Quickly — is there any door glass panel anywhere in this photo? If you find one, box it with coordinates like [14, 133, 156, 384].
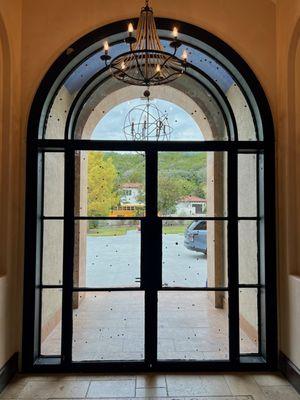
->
[238, 220, 258, 284]
[158, 291, 229, 360]
[239, 288, 259, 354]
[43, 152, 64, 216]
[158, 152, 227, 217]
[162, 220, 227, 288]
[75, 151, 145, 217]
[42, 220, 64, 285]
[73, 220, 141, 288]
[72, 291, 144, 361]
[238, 153, 257, 217]
[40, 289, 62, 356]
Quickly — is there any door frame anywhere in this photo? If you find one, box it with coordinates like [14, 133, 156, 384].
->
[22, 18, 277, 372]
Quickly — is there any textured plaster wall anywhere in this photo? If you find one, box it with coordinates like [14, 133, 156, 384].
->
[0, 0, 280, 369]
[0, 0, 22, 369]
[276, 0, 300, 369]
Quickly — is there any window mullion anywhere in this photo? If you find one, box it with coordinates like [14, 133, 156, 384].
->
[61, 148, 75, 365]
[227, 148, 239, 364]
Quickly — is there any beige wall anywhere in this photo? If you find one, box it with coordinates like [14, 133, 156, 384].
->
[20, 0, 277, 127]
[0, 0, 22, 369]
[276, 0, 300, 369]
[5, 0, 300, 371]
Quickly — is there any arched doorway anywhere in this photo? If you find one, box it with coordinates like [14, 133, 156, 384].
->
[23, 18, 276, 372]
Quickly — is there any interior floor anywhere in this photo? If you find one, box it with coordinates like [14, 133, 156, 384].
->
[0, 372, 298, 399]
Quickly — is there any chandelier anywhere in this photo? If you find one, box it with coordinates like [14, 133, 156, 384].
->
[123, 91, 173, 141]
[101, 0, 188, 86]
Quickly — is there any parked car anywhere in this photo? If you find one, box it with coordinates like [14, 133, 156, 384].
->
[184, 220, 207, 254]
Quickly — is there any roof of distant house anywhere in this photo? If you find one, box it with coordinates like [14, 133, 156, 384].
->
[179, 195, 207, 203]
[122, 183, 143, 189]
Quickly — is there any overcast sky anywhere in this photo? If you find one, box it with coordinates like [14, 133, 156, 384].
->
[92, 98, 204, 141]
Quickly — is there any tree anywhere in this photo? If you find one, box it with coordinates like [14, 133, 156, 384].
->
[88, 152, 119, 216]
[158, 175, 185, 215]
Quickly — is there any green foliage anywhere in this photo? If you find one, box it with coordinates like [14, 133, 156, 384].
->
[104, 152, 145, 184]
[87, 151, 207, 217]
[87, 152, 119, 216]
[158, 152, 207, 214]
[157, 176, 184, 215]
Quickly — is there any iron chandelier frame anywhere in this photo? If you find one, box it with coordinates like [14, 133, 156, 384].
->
[101, 0, 188, 86]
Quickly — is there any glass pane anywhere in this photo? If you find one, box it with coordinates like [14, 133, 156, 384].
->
[74, 220, 141, 288]
[162, 220, 227, 288]
[158, 152, 227, 217]
[75, 151, 145, 217]
[239, 220, 258, 284]
[162, 39, 257, 140]
[238, 154, 257, 217]
[44, 85, 76, 139]
[239, 288, 259, 354]
[72, 291, 144, 361]
[40, 289, 62, 355]
[88, 98, 205, 141]
[226, 84, 257, 140]
[43, 152, 64, 216]
[42, 220, 64, 285]
[43, 36, 260, 142]
[158, 291, 229, 360]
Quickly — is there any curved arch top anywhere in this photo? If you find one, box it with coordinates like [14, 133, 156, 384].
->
[27, 18, 274, 144]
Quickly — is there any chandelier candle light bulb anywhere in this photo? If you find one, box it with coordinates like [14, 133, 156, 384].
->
[182, 48, 188, 61]
[172, 26, 178, 39]
[128, 22, 134, 34]
[104, 41, 109, 54]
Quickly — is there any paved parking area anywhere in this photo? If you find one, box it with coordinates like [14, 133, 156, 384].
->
[86, 230, 207, 288]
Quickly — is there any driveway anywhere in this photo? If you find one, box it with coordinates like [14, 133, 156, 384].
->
[86, 230, 207, 288]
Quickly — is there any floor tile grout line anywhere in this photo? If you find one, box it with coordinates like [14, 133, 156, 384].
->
[165, 374, 169, 396]
[223, 374, 234, 396]
[252, 376, 269, 400]
[85, 379, 92, 398]
[260, 383, 294, 388]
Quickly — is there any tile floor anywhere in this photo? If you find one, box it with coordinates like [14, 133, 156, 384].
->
[0, 372, 299, 399]
[42, 291, 256, 361]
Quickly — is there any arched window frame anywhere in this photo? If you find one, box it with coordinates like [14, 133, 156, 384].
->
[23, 18, 277, 372]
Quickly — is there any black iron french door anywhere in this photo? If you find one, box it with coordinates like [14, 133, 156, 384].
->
[22, 138, 276, 372]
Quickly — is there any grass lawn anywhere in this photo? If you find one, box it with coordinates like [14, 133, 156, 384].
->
[88, 225, 137, 237]
[162, 225, 187, 235]
[88, 224, 187, 236]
